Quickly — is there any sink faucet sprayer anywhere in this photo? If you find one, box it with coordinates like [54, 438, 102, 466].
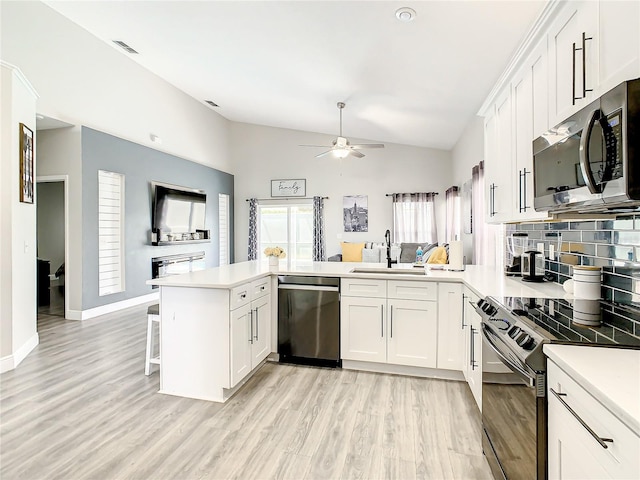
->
[385, 229, 397, 269]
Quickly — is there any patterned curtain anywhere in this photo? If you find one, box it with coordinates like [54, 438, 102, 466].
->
[247, 198, 258, 260]
[392, 192, 438, 244]
[312, 196, 326, 261]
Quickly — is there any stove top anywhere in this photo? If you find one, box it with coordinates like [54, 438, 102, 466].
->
[476, 296, 640, 373]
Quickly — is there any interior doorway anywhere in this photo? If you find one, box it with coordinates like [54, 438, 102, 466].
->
[36, 175, 69, 321]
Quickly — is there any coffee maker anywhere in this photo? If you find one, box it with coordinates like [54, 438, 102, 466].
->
[506, 233, 528, 276]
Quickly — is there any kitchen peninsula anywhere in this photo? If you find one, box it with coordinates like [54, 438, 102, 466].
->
[148, 261, 565, 403]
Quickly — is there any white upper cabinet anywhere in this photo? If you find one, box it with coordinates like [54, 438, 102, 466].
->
[512, 39, 551, 222]
[597, 0, 640, 94]
[548, 1, 599, 125]
[480, 0, 639, 224]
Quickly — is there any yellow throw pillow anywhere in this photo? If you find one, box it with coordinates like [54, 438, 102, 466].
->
[341, 242, 365, 262]
[426, 246, 448, 264]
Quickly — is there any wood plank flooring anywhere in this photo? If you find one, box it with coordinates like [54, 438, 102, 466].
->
[1, 304, 493, 480]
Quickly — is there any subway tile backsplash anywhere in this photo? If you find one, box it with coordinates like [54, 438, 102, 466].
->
[507, 215, 640, 309]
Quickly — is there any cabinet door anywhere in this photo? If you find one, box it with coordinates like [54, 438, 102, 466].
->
[484, 106, 500, 223]
[468, 307, 482, 411]
[549, 1, 598, 125]
[512, 40, 552, 222]
[341, 297, 386, 363]
[230, 304, 252, 387]
[251, 295, 271, 367]
[597, 0, 640, 94]
[387, 299, 437, 368]
[436, 283, 463, 371]
[486, 90, 515, 223]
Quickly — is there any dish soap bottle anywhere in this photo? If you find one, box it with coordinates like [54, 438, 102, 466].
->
[416, 245, 423, 264]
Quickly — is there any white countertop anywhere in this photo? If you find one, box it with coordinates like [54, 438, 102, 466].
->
[544, 344, 640, 434]
[147, 260, 567, 299]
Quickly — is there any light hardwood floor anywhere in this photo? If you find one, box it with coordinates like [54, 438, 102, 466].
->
[1, 304, 493, 480]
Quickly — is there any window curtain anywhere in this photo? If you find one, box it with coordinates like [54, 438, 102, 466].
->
[312, 196, 326, 261]
[247, 198, 258, 260]
[392, 193, 438, 244]
[445, 186, 460, 242]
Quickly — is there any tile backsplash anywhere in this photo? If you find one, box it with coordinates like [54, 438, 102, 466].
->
[506, 215, 640, 307]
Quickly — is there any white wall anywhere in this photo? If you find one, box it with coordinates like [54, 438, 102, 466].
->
[0, 1, 231, 174]
[0, 63, 39, 371]
[231, 122, 453, 261]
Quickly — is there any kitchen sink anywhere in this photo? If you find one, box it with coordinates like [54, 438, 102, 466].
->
[349, 267, 425, 275]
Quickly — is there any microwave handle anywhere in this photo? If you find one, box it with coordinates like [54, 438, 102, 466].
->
[579, 108, 603, 194]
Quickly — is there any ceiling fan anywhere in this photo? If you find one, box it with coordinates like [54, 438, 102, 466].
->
[300, 102, 385, 158]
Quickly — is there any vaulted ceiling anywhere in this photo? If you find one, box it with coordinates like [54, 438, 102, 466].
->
[44, 0, 545, 149]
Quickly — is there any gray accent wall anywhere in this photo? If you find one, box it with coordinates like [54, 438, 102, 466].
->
[81, 127, 234, 310]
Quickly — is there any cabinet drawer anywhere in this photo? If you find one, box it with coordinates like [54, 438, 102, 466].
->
[548, 361, 640, 479]
[230, 283, 251, 309]
[388, 280, 437, 301]
[251, 277, 270, 299]
[341, 278, 386, 297]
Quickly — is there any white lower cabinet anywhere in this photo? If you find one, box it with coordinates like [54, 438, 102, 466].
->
[436, 283, 463, 371]
[229, 279, 271, 388]
[462, 288, 482, 410]
[547, 360, 640, 479]
[341, 280, 437, 368]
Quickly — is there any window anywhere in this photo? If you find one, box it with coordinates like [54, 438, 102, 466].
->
[258, 203, 313, 261]
[218, 193, 230, 265]
[98, 170, 125, 296]
[392, 193, 438, 244]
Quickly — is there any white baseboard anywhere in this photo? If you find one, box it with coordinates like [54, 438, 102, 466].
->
[67, 292, 160, 320]
[0, 331, 39, 373]
[341, 360, 465, 382]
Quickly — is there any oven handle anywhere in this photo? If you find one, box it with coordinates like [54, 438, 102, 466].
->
[481, 324, 535, 387]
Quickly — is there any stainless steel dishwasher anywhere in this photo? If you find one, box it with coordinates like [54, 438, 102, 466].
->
[277, 276, 340, 368]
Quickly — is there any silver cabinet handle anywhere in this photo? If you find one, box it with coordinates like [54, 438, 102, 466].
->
[518, 169, 524, 213]
[470, 326, 478, 370]
[248, 309, 253, 344]
[461, 294, 468, 329]
[550, 388, 613, 449]
[390, 305, 393, 338]
[381, 305, 384, 337]
[254, 308, 258, 341]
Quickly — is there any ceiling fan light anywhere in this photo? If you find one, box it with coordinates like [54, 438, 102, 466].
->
[333, 148, 350, 159]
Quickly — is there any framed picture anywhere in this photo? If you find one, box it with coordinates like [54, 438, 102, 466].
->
[343, 195, 368, 232]
[271, 179, 306, 197]
[19, 123, 34, 204]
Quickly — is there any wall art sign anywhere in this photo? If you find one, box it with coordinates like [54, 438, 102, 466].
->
[271, 179, 306, 197]
[343, 195, 368, 232]
[19, 123, 34, 204]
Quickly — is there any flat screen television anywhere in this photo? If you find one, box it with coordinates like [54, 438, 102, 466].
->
[152, 182, 207, 238]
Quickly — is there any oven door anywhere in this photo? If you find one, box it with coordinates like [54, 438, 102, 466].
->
[481, 324, 546, 480]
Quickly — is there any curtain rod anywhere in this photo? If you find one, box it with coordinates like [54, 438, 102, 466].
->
[245, 196, 329, 202]
[385, 192, 439, 196]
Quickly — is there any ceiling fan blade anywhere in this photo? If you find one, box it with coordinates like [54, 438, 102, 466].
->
[349, 149, 365, 158]
[315, 150, 334, 158]
[350, 144, 385, 150]
[299, 144, 332, 148]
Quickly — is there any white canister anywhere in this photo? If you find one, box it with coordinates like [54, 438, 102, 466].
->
[572, 299, 602, 326]
[572, 266, 601, 299]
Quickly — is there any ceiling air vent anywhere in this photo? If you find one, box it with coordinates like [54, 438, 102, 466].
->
[112, 40, 139, 54]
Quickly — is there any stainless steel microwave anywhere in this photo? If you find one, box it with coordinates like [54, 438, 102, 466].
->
[533, 78, 640, 213]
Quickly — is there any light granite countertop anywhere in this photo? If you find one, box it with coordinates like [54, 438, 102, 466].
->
[147, 260, 567, 299]
[544, 344, 640, 434]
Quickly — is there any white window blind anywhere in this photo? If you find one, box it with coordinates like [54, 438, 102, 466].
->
[98, 170, 125, 296]
[218, 193, 230, 265]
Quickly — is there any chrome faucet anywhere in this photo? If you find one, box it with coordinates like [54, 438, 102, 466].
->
[385, 229, 397, 269]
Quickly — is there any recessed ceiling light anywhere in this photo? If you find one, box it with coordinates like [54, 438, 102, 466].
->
[395, 7, 416, 23]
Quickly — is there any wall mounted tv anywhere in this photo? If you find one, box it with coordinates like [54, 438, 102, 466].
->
[151, 182, 210, 245]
